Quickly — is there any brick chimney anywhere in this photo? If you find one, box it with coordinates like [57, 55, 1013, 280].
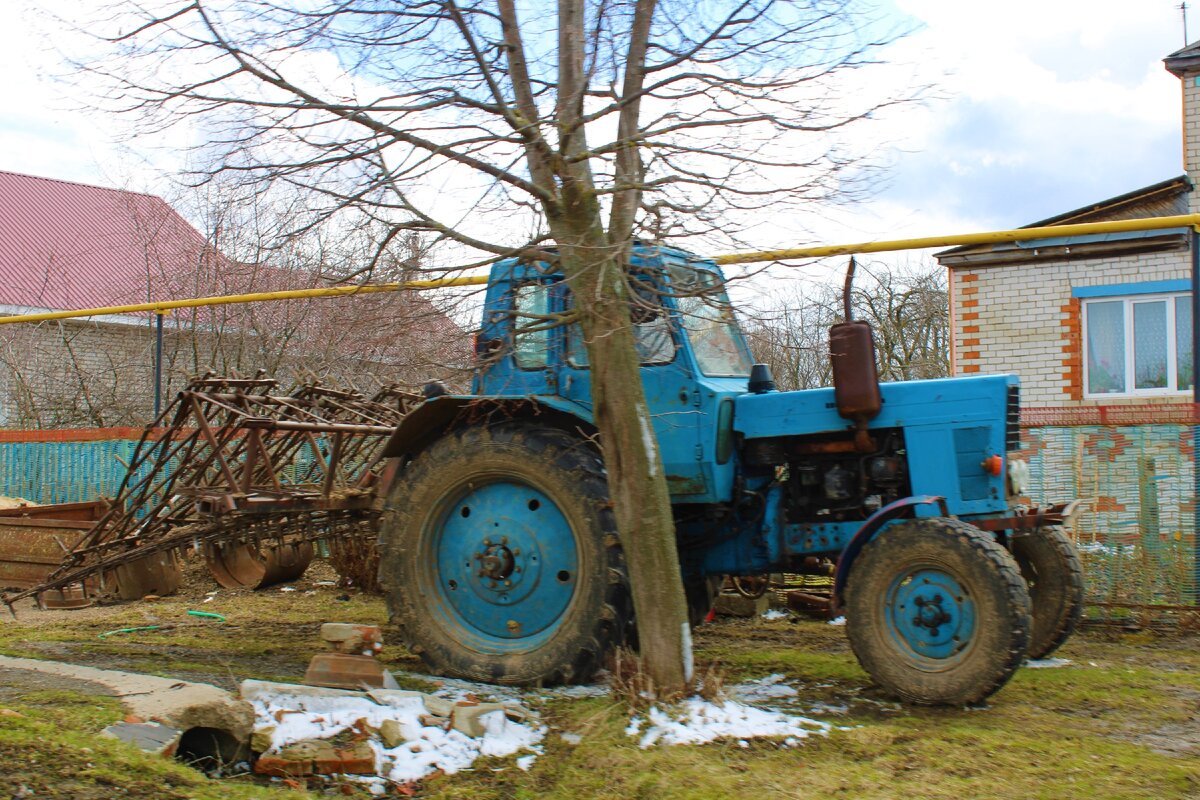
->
[1165, 42, 1200, 213]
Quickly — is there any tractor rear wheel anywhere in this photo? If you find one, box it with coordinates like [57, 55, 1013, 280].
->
[845, 517, 1032, 705]
[378, 422, 631, 685]
[1010, 527, 1084, 659]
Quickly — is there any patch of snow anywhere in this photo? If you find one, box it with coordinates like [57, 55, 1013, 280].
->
[559, 732, 582, 745]
[538, 683, 609, 699]
[728, 673, 800, 704]
[278, 586, 297, 593]
[634, 697, 832, 748]
[248, 685, 544, 784]
[827, 616, 846, 626]
[761, 609, 789, 621]
[808, 702, 849, 716]
[624, 716, 643, 736]
[516, 754, 537, 771]
[1026, 657, 1072, 669]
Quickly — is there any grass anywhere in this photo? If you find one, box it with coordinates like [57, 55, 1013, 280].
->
[1, 579, 1198, 799]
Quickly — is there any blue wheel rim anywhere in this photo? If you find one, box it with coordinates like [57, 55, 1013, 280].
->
[884, 567, 976, 667]
[425, 480, 580, 654]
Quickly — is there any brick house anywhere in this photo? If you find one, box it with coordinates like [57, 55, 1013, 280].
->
[935, 45, 1199, 605]
[0, 171, 467, 428]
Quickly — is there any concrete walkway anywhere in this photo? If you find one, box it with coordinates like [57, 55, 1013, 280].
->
[0, 654, 253, 739]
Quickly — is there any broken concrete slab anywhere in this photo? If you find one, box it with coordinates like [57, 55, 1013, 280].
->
[251, 724, 277, 753]
[99, 721, 182, 757]
[378, 719, 405, 748]
[0, 655, 253, 741]
[450, 703, 509, 738]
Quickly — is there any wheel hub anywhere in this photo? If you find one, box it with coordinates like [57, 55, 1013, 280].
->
[886, 569, 976, 663]
[431, 481, 578, 648]
[477, 542, 517, 582]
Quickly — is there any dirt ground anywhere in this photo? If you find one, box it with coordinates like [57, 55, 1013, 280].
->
[1, 561, 1199, 799]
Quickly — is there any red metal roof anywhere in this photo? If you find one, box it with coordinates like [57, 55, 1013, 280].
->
[0, 170, 210, 312]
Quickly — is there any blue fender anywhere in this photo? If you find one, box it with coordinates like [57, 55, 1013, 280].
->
[831, 495, 948, 610]
[381, 394, 596, 460]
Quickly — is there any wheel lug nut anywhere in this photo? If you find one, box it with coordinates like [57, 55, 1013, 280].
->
[914, 596, 926, 607]
[484, 538, 492, 546]
[512, 548, 521, 556]
[931, 595, 943, 605]
[504, 580, 512, 587]
[500, 536, 508, 545]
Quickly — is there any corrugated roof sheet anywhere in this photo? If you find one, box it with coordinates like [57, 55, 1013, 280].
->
[0, 170, 209, 311]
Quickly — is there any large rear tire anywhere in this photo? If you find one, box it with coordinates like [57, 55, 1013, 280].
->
[1010, 527, 1084, 659]
[378, 422, 631, 685]
[845, 518, 1032, 705]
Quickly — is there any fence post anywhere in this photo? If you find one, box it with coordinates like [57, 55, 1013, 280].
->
[1191, 228, 1199, 604]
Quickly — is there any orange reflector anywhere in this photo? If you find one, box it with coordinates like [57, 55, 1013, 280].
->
[982, 455, 1003, 476]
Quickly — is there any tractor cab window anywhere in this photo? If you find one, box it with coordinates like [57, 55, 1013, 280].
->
[669, 266, 753, 377]
[513, 282, 553, 369]
[565, 283, 677, 368]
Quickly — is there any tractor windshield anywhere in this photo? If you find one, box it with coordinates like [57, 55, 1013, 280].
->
[669, 266, 753, 377]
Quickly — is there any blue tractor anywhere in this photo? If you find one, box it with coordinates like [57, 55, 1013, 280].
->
[377, 244, 1084, 705]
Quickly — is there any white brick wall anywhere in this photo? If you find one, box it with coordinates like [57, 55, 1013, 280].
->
[953, 251, 1191, 405]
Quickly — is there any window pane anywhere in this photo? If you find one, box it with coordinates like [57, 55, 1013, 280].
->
[1178, 295, 1194, 391]
[1086, 300, 1125, 394]
[1133, 301, 1168, 389]
[630, 282, 676, 365]
[513, 283, 550, 369]
[669, 267, 753, 377]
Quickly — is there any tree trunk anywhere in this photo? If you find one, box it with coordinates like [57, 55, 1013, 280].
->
[554, 223, 691, 698]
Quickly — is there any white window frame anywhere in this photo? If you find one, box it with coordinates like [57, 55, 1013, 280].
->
[1082, 291, 1193, 398]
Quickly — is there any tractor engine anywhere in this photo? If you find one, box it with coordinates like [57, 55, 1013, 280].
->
[741, 429, 911, 523]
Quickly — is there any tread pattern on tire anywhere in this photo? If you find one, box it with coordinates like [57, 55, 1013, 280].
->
[1011, 526, 1084, 659]
[377, 421, 632, 686]
[845, 517, 1032, 706]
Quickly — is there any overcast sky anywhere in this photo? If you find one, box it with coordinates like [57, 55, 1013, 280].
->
[0, 0, 1191, 252]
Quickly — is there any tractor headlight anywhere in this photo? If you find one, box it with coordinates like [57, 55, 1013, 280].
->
[1007, 458, 1031, 497]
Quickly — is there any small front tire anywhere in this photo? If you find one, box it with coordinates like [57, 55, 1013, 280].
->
[845, 517, 1032, 705]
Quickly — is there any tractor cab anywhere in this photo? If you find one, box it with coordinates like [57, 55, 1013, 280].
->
[472, 245, 753, 503]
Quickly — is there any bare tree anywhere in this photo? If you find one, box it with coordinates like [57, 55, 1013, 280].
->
[744, 259, 949, 391]
[78, 0, 908, 693]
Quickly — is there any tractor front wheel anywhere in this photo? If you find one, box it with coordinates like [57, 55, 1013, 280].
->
[378, 422, 631, 685]
[845, 518, 1032, 705]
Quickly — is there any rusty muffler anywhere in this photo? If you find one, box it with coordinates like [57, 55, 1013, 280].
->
[830, 256, 882, 452]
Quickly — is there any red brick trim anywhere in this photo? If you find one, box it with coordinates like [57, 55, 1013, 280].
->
[1022, 403, 1199, 426]
[1060, 298, 1082, 400]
